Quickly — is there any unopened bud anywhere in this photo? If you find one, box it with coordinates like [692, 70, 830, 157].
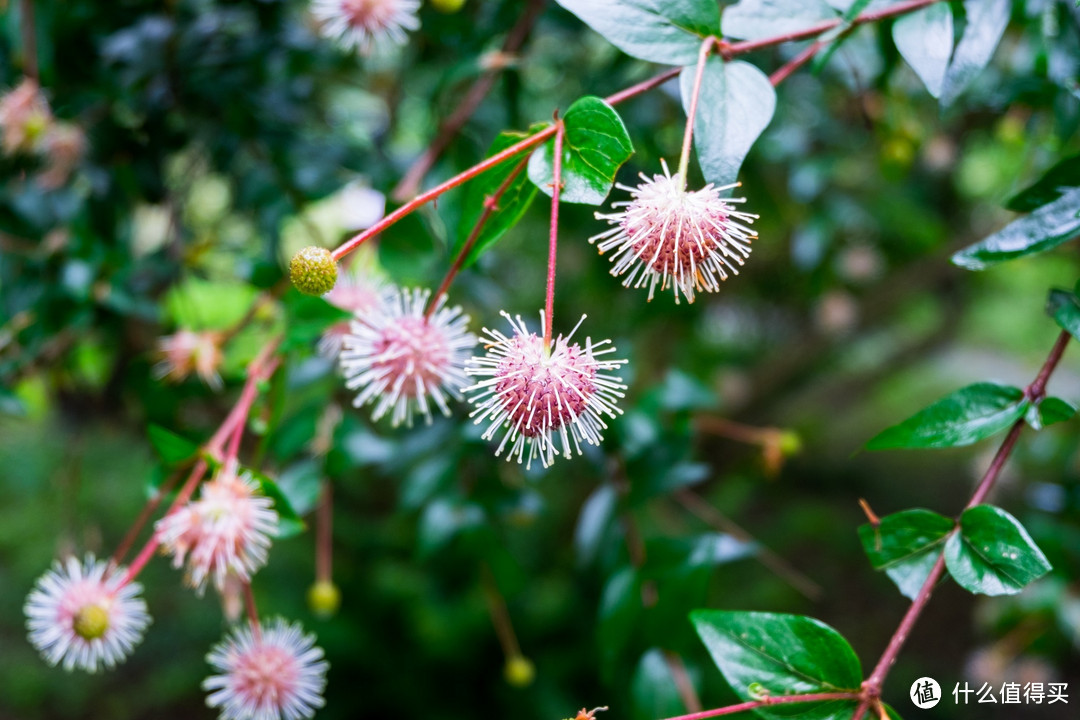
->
[504, 654, 536, 687]
[307, 580, 341, 619]
[290, 247, 338, 296]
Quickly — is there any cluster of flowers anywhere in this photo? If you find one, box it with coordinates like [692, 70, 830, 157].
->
[25, 462, 328, 720]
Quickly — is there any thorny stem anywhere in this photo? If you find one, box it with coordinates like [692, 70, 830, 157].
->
[424, 156, 531, 320]
[678, 37, 715, 187]
[660, 693, 860, 720]
[543, 120, 565, 351]
[851, 329, 1072, 720]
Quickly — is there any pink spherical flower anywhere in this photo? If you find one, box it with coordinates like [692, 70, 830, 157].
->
[318, 268, 387, 359]
[311, 0, 420, 54]
[156, 464, 279, 596]
[464, 312, 627, 469]
[589, 160, 758, 304]
[154, 329, 225, 389]
[204, 618, 329, 720]
[24, 554, 151, 672]
[340, 287, 476, 427]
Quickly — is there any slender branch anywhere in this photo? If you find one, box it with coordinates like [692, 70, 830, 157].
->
[424, 156, 531, 319]
[316, 481, 333, 582]
[678, 37, 716, 186]
[769, 41, 824, 86]
[111, 460, 191, 566]
[391, 0, 545, 201]
[244, 582, 262, 640]
[481, 563, 522, 659]
[852, 329, 1072, 720]
[543, 120, 565, 350]
[661, 692, 860, 720]
[19, 0, 38, 81]
[664, 650, 703, 714]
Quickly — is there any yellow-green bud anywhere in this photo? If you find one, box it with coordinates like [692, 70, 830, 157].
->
[504, 655, 535, 687]
[430, 0, 466, 13]
[307, 580, 341, 618]
[290, 246, 338, 296]
[778, 431, 802, 457]
[73, 604, 109, 640]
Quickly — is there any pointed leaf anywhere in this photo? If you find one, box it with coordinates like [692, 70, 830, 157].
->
[941, 0, 1011, 106]
[952, 187, 1080, 270]
[866, 383, 1028, 450]
[575, 483, 619, 566]
[680, 58, 776, 186]
[692, 610, 861, 718]
[244, 467, 305, 538]
[1025, 396, 1077, 431]
[1007, 154, 1080, 212]
[892, 3, 954, 98]
[455, 128, 543, 267]
[147, 424, 200, 466]
[554, 0, 719, 65]
[632, 649, 690, 720]
[944, 505, 1052, 596]
[529, 96, 634, 205]
[1047, 288, 1080, 343]
[859, 509, 954, 600]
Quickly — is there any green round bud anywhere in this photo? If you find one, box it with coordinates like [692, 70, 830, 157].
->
[307, 580, 341, 618]
[778, 431, 802, 457]
[431, 0, 466, 13]
[290, 246, 338, 296]
[504, 655, 536, 687]
[73, 604, 109, 640]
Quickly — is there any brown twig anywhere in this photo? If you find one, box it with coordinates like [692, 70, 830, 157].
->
[18, 0, 38, 81]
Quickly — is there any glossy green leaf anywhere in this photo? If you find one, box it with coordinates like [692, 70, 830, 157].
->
[692, 610, 861, 718]
[1047, 288, 1080, 342]
[574, 483, 618, 566]
[245, 467, 305, 538]
[164, 276, 258, 331]
[1008, 154, 1080, 212]
[809, 0, 873, 74]
[952, 188, 1080, 270]
[680, 58, 775, 187]
[632, 649, 690, 720]
[417, 498, 485, 557]
[858, 509, 954, 600]
[528, 96, 634, 206]
[721, 0, 837, 42]
[455, 128, 543, 268]
[1026, 396, 1077, 431]
[275, 460, 323, 517]
[892, 3, 953, 98]
[944, 505, 1052, 596]
[554, 0, 719, 65]
[147, 424, 200, 466]
[598, 567, 643, 674]
[941, 0, 1011, 106]
[866, 383, 1028, 450]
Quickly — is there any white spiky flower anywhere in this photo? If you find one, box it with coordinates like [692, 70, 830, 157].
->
[24, 555, 151, 673]
[464, 312, 627, 469]
[155, 463, 279, 596]
[589, 160, 758, 304]
[204, 618, 329, 720]
[311, 0, 420, 54]
[340, 286, 477, 426]
[318, 267, 387, 359]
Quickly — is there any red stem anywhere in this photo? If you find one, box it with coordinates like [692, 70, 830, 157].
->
[424, 156, 531, 319]
[678, 37, 716, 184]
[316, 481, 333, 582]
[111, 462, 187, 566]
[661, 693, 860, 720]
[543, 121, 565, 350]
[244, 582, 262, 640]
[852, 329, 1072, 720]
[769, 41, 824, 86]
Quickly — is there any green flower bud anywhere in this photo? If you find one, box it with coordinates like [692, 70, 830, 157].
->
[290, 247, 338, 296]
[307, 580, 341, 619]
[504, 654, 536, 687]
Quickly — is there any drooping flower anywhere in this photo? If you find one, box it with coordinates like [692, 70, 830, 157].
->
[464, 312, 627, 469]
[589, 160, 758, 304]
[156, 464, 279, 596]
[204, 618, 329, 720]
[340, 286, 476, 426]
[311, 0, 420, 54]
[318, 268, 387, 359]
[154, 329, 225, 389]
[24, 555, 151, 673]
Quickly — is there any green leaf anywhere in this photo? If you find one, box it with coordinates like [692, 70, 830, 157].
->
[866, 383, 1029, 450]
[275, 460, 324, 517]
[892, 3, 954, 99]
[1047, 288, 1080, 343]
[147, 424, 200, 466]
[455, 129, 543, 267]
[417, 498, 486, 557]
[528, 96, 634, 206]
[1008, 154, 1080, 212]
[244, 467, 306, 538]
[721, 0, 837, 42]
[1025, 396, 1077, 431]
[282, 288, 351, 352]
[691, 610, 861, 718]
[940, 0, 1011, 106]
[858, 509, 954, 600]
[809, 0, 873, 74]
[952, 188, 1080, 270]
[554, 0, 719, 65]
[632, 649, 691, 720]
[680, 58, 775, 187]
[944, 505, 1052, 596]
[574, 483, 618, 566]
[164, 276, 258, 331]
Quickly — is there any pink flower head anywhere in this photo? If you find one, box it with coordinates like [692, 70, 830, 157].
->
[590, 160, 758, 304]
[204, 618, 329, 720]
[318, 268, 387, 359]
[312, 0, 420, 54]
[464, 312, 627, 469]
[0, 78, 52, 154]
[154, 329, 225, 389]
[24, 554, 151, 672]
[156, 464, 279, 595]
[340, 286, 477, 427]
